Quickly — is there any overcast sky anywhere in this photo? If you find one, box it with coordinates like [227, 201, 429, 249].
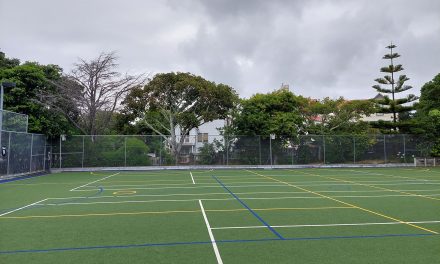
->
[1, 0, 439, 99]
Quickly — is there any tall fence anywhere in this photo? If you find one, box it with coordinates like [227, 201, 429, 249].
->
[0, 109, 29, 133]
[50, 134, 432, 169]
[0, 131, 47, 179]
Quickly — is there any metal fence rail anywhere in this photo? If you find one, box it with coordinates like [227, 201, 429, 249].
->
[50, 134, 433, 169]
[0, 131, 47, 179]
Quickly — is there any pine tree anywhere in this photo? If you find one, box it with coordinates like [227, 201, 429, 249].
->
[372, 43, 418, 126]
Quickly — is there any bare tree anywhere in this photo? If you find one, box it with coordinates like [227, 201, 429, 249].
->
[41, 52, 146, 135]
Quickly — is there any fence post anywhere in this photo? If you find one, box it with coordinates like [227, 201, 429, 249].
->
[353, 136, 356, 164]
[81, 136, 85, 168]
[124, 136, 127, 167]
[59, 135, 62, 169]
[403, 134, 406, 163]
[269, 136, 273, 166]
[6, 132, 11, 175]
[29, 134, 34, 173]
[383, 135, 387, 163]
[226, 135, 229, 165]
[323, 135, 326, 164]
[259, 135, 262, 165]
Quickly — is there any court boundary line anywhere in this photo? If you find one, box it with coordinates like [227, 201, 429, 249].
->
[70, 172, 120, 191]
[37, 193, 440, 207]
[245, 170, 439, 234]
[300, 169, 440, 202]
[0, 198, 48, 217]
[199, 200, 223, 264]
[190, 171, 196, 184]
[43, 188, 440, 201]
[212, 175, 285, 240]
[211, 220, 440, 230]
[0, 233, 437, 255]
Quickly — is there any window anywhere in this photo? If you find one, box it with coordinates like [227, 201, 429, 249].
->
[197, 133, 208, 143]
[376, 113, 384, 116]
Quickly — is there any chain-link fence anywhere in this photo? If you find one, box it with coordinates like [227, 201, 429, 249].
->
[0, 109, 28, 133]
[0, 131, 47, 179]
[49, 134, 433, 169]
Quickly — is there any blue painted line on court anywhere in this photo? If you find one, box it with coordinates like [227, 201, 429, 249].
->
[0, 172, 49, 184]
[0, 233, 437, 255]
[212, 175, 285, 240]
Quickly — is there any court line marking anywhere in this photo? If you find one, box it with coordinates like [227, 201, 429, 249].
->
[246, 170, 439, 234]
[70, 172, 120, 191]
[190, 172, 195, 184]
[199, 200, 223, 264]
[0, 206, 353, 220]
[44, 189, 440, 201]
[0, 198, 48, 217]
[213, 176, 285, 240]
[71, 184, 289, 191]
[37, 194, 440, 206]
[0, 233, 437, 255]
[211, 220, 440, 230]
[298, 170, 440, 202]
[78, 181, 440, 191]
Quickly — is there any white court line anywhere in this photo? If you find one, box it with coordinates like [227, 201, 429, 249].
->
[190, 171, 195, 184]
[44, 188, 440, 201]
[76, 181, 440, 191]
[73, 184, 288, 191]
[211, 220, 440, 230]
[70, 172, 120, 191]
[0, 198, 48, 217]
[39, 193, 440, 206]
[199, 200, 223, 264]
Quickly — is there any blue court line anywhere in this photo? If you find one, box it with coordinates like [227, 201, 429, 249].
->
[0, 172, 49, 184]
[212, 175, 285, 240]
[0, 233, 437, 255]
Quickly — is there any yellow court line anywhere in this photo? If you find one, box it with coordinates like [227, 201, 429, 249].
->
[305, 169, 440, 202]
[0, 206, 353, 220]
[245, 169, 438, 235]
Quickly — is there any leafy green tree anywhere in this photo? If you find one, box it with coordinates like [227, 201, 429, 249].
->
[307, 97, 376, 134]
[121, 72, 238, 161]
[372, 43, 418, 127]
[0, 53, 79, 136]
[230, 89, 306, 137]
[413, 73, 440, 156]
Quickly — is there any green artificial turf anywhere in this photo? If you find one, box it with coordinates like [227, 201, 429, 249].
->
[1, 168, 439, 263]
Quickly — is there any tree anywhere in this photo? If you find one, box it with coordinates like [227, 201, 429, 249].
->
[41, 52, 146, 135]
[0, 53, 78, 136]
[307, 97, 376, 134]
[413, 73, 440, 156]
[121, 72, 238, 161]
[372, 43, 418, 127]
[230, 89, 306, 137]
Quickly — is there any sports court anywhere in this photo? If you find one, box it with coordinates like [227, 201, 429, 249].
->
[1, 167, 439, 263]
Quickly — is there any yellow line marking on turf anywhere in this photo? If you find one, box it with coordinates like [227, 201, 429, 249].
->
[112, 190, 137, 195]
[0, 207, 353, 220]
[245, 169, 439, 235]
[306, 169, 440, 202]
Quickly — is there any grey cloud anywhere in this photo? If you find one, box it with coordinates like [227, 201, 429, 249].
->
[1, 0, 439, 99]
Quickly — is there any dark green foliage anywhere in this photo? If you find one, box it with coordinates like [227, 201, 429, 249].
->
[0, 52, 78, 136]
[372, 44, 418, 127]
[230, 89, 306, 137]
[122, 72, 238, 159]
